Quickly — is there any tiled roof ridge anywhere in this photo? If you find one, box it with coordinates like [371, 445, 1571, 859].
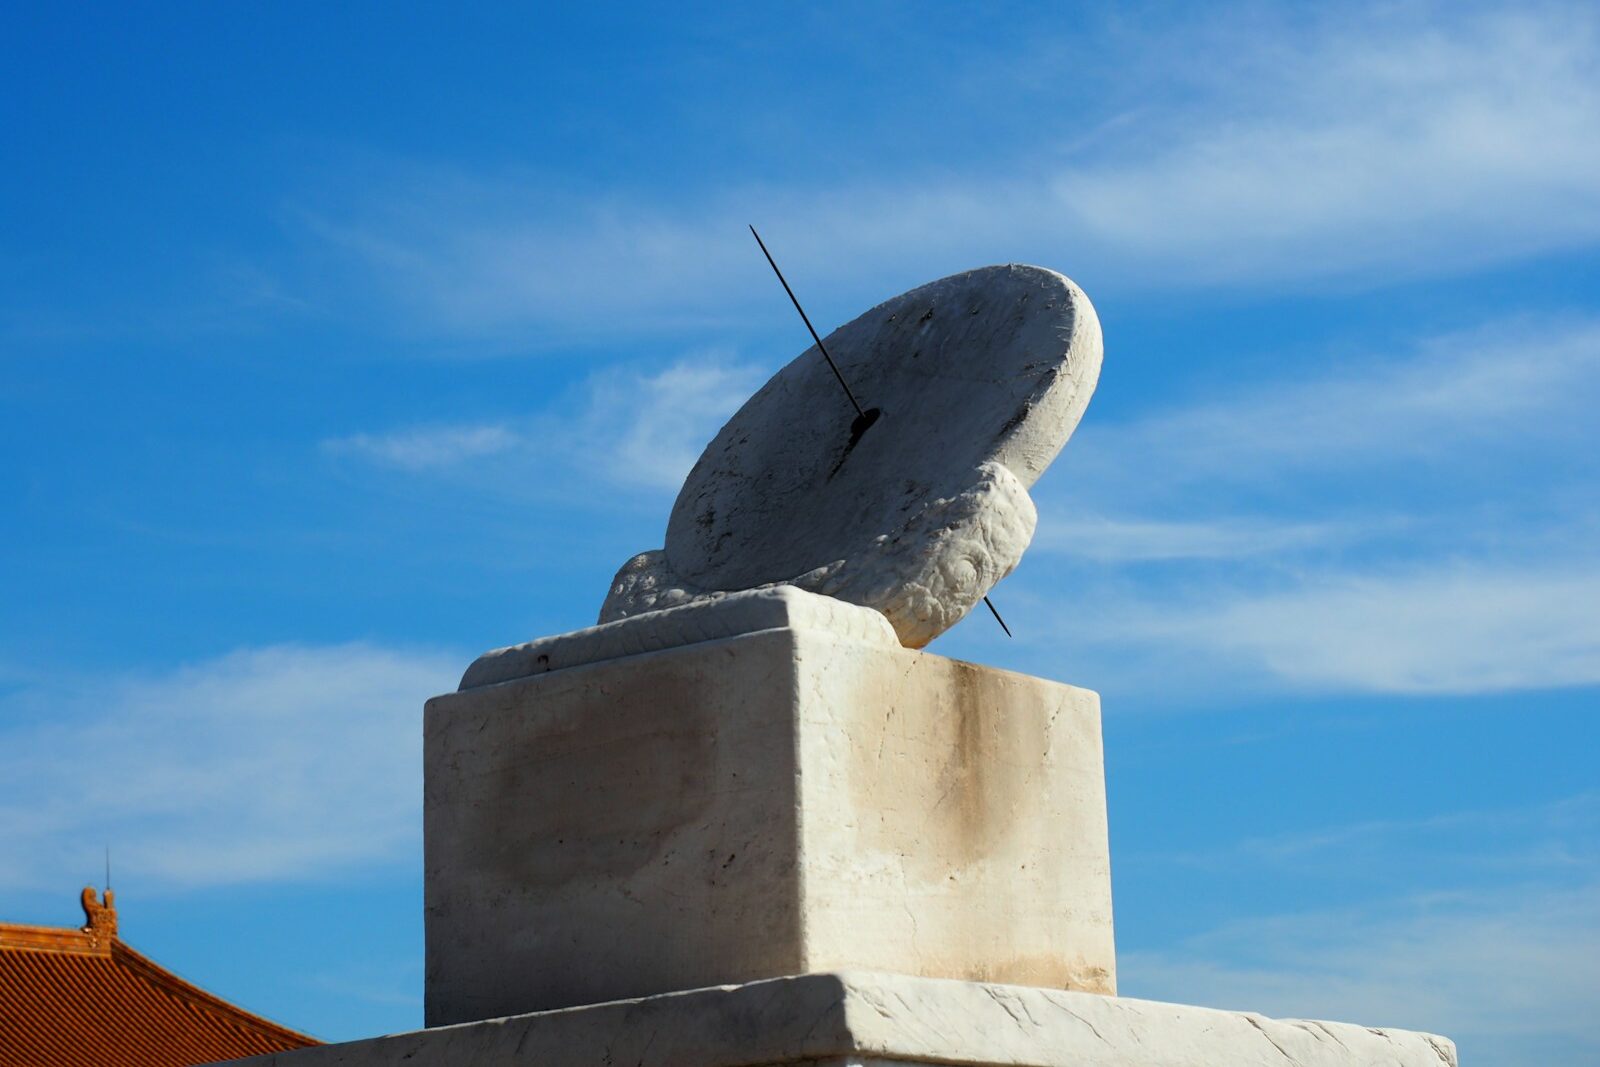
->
[0, 919, 105, 955]
[0, 886, 117, 956]
[0, 884, 321, 1063]
[110, 937, 318, 1045]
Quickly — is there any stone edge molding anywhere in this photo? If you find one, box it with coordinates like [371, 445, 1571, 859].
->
[459, 586, 898, 690]
[223, 970, 1458, 1067]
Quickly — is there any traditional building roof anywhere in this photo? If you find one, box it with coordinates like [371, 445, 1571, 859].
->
[0, 886, 319, 1066]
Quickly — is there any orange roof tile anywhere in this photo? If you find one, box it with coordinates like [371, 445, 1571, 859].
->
[0, 887, 319, 1066]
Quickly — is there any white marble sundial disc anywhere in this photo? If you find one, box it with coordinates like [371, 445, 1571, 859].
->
[604, 263, 1102, 647]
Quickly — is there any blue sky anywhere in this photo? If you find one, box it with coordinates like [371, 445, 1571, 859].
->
[2, 1, 1597, 1062]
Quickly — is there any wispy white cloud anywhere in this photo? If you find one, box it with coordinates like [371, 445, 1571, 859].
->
[1057, 316, 1600, 500]
[1004, 314, 1600, 696]
[322, 352, 767, 498]
[1026, 555, 1600, 697]
[1060, 5, 1600, 283]
[1121, 793, 1600, 1065]
[1152, 793, 1600, 886]
[1122, 885, 1600, 1066]
[1033, 514, 1370, 562]
[1115, 561, 1600, 694]
[577, 357, 768, 491]
[0, 644, 458, 891]
[305, 4, 1600, 335]
[324, 424, 521, 471]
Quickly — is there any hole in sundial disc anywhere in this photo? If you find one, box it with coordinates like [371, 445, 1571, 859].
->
[827, 407, 882, 480]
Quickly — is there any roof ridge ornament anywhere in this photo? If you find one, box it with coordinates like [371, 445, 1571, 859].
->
[79, 886, 117, 945]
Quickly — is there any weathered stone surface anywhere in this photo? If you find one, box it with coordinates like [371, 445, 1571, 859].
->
[461, 586, 897, 689]
[601, 264, 1102, 648]
[426, 619, 1113, 1025]
[224, 971, 1459, 1067]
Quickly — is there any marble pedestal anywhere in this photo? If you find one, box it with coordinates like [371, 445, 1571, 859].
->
[215, 587, 1459, 1067]
[230, 970, 1457, 1067]
[425, 589, 1115, 1026]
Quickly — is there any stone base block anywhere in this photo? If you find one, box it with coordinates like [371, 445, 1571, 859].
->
[424, 590, 1114, 1025]
[225, 971, 1458, 1067]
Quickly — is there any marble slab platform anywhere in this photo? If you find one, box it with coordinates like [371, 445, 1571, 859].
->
[225, 970, 1458, 1067]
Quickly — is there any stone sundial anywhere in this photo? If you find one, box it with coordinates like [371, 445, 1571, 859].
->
[600, 261, 1103, 647]
[422, 247, 1453, 1067]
